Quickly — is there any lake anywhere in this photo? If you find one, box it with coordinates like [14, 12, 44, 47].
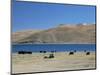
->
[12, 44, 96, 53]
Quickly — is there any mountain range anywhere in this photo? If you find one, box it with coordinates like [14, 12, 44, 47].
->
[12, 24, 96, 44]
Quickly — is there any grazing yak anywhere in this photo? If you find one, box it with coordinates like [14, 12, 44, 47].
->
[44, 54, 54, 59]
[40, 51, 47, 53]
[40, 51, 42, 53]
[49, 54, 54, 58]
[69, 52, 74, 55]
[43, 51, 47, 53]
[18, 51, 32, 54]
[84, 50, 90, 55]
[86, 52, 90, 55]
[44, 56, 48, 58]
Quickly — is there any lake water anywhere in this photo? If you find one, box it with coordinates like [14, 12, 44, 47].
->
[12, 44, 96, 53]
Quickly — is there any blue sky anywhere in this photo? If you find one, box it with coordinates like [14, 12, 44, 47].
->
[12, 0, 96, 32]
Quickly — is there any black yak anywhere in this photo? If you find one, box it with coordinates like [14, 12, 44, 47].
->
[69, 52, 74, 55]
[49, 54, 54, 58]
[44, 54, 54, 59]
[18, 51, 32, 54]
[86, 52, 90, 55]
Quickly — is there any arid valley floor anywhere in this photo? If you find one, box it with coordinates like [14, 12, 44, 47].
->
[12, 52, 96, 74]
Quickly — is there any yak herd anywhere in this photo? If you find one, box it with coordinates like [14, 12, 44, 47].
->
[18, 51, 32, 54]
[17, 50, 90, 59]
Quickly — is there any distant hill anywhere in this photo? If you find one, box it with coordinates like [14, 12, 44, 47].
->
[12, 30, 42, 43]
[12, 24, 96, 44]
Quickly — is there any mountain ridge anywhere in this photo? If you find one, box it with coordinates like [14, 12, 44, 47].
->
[12, 24, 96, 44]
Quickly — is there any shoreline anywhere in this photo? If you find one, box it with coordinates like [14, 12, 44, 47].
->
[12, 50, 96, 53]
[12, 43, 96, 45]
[12, 50, 96, 54]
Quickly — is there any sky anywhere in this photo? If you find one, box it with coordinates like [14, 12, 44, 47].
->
[12, 0, 96, 32]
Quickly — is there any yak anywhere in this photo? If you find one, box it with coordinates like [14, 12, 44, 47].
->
[18, 51, 32, 54]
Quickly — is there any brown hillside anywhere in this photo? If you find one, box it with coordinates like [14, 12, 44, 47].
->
[12, 24, 96, 44]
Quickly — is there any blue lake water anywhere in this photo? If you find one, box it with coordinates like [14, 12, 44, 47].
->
[12, 44, 96, 53]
